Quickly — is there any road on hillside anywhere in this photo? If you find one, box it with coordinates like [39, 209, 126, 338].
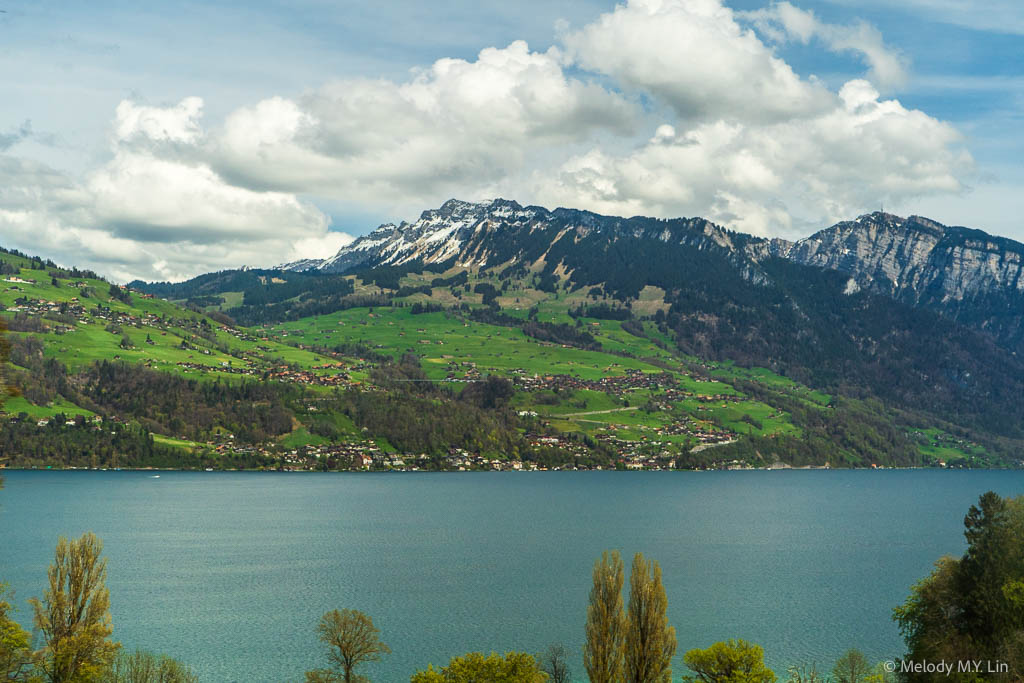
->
[551, 406, 641, 418]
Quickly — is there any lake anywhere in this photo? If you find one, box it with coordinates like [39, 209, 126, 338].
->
[2, 469, 1022, 682]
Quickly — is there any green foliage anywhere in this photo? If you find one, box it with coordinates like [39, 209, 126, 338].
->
[957, 492, 1017, 645]
[863, 662, 897, 683]
[569, 303, 631, 321]
[0, 583, 34, 682]
[409, 651, 547, 683]
[831, 649, 871, 683]
[624, 553, 676, 683]
[892, 556, 967, 671]
[131, 269, 357, 325]
[104, 649, 198, 683]
[5, 229, 1024, 471]
[717, 383, 928, 467]
[0, 417, 204, 470]
[81, 362, 296, 443]
[307, 609, 389, 683]
[893, 492, 1024, 681]
[0, 316, 11, 402]
[458, 375, 514, 411]
[340, 389, 530, 459]
[521, 321, 600, 350]
[682, 639, 776, 683]
[584, 551, 626, 683]
[29, 532, 120, 683]
[108, 284, 131, 305]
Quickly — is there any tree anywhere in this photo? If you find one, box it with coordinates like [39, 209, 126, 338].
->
[832, 649, 871, 683]
[864, 662, 897, 683]
[957, 491, 1015, 649]
[785, 663, 827, 683]
[539, 643, 571, 683]
[409, 651, 547, 683]
[624, 553, 676, 683]
[893, 492, 1024, 680]
[105, 649, 198, 683]
[458, 375, 514, 410]
[29, 532, 119, 682]
[584, 550, 626, 683]
[306, 609, 389, 683]
[892, 556, 974, 675]
[0, 583, 34, 682]
[682, 640, 776, 683]
[0, 315, 9, 491]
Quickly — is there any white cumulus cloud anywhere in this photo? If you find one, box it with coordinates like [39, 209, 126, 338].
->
[0, 99, 353, 282]
[212, 40, 636, 202]
[114, 97, 205, 144]
[744, 2, 909, 89]
[532, 78, 967, 236]
[0, 0, 975, 279]
[561, 0, 833, 124]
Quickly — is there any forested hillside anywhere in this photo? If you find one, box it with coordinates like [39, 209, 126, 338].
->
[5, 197, 1024, 472]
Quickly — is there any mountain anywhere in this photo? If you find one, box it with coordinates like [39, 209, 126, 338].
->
[280, 198, 765, 280]
[270, 198, 1024, 443]
[8, 199, 1024, 470]
[777, 212, 1024, 352]
[283, 200, 1024, 352]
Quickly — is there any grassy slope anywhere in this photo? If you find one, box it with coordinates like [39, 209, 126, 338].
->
[0, 260, 347, 426]
[0, 252, 984, 465]
[256, 270, 934, 462]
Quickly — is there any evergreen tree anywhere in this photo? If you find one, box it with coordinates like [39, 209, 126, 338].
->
[957, 491, 1014, 649]
[894, 492, 1024, 681]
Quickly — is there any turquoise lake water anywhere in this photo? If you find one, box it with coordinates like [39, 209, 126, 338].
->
[2, 469, 1023, 682]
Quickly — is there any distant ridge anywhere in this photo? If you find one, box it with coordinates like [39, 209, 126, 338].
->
[280, 199, 1024, 351]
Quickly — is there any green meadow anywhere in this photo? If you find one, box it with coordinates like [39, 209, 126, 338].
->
[1, 253, 970, 467]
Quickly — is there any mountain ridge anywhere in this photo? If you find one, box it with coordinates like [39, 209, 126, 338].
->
[280, 199, 1024, 351]
[284, 199, 1024, 286]
[8, 211, 1024, 469]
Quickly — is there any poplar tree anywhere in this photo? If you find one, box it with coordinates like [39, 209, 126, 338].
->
[624, 553, 676, 683]
[584, 550, 626, 683]
[29, 532, 120, 682]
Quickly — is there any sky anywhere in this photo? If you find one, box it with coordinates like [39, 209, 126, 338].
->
[0, 0, 1022, 282]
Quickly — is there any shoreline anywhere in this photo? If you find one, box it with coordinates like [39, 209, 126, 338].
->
[0, 465, 999, 473]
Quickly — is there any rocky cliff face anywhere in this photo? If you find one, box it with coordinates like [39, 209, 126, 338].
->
[777, 212, 1024, 350]
[282, 200, 1024, 351]
[282, 198, 758, 276]
[779, 212, 1024, 300]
